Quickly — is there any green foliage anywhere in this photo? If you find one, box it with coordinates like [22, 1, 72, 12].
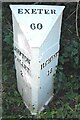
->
[4, 32, 13, 46]
[60, 38, 79, 68]
[36, 110, 57, 119]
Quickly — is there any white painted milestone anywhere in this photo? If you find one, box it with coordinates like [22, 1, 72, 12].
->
[10, 5, 65, 115]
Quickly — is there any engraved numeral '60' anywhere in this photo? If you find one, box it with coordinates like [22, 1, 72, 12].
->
[30, 23, 43, 30]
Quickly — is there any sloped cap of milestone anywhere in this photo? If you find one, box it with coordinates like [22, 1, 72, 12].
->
[10, 5, 65, 47]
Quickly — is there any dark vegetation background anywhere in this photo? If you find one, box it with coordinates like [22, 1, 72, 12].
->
[2, 2, 80, 119]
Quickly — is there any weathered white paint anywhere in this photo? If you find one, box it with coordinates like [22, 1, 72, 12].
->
[10, 5, 65, 115]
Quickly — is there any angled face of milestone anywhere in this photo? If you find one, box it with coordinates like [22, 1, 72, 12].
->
[10, 5, 65, 47]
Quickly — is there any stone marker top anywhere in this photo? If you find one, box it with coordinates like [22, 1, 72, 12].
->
[10, 5, 65, 47]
